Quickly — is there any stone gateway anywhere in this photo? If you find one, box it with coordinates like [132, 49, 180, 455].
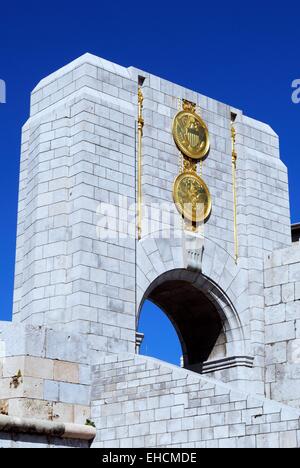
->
[0, 53, 300, 448]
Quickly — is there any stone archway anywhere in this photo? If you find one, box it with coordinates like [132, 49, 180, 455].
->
[139, 271, 224, 369]
[138, 268, 247, 372]
[137, 232, 253, 379]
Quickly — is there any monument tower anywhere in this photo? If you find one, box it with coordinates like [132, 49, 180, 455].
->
[0, 54, 300, 448]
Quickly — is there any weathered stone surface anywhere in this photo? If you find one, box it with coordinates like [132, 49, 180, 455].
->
[91, 354, 300, 448]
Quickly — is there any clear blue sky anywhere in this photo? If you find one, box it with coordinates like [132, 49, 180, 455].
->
[0, 2, 299, 362]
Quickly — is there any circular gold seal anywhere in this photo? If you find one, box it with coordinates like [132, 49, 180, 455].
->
[172, 110, 210, 160]
[173, 172, 212, 223]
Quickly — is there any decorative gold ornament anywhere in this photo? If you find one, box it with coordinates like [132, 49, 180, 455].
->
[172, 100, 210, 160]
[173, 172, 212, 223]
[183, 157, 197, 173]
[231, 124, 238, 263]
[137, 87, 144, 241]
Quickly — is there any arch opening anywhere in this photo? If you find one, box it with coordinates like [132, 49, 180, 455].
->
[137, 269, 238, 372]
[138, 299, 183, 366]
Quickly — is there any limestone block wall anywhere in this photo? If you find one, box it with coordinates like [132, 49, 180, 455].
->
[91, 353, 300, 448]
[235, 117, 292, 390]
[0, 355, 90, 423]
[13, 122, 29, 319]
[264, 243, 300, 408]
[12, 54, 138, 355]
[0, 323, 92, 424]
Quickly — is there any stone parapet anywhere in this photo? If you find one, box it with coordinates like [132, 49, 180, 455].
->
[0, 414, 95, 440]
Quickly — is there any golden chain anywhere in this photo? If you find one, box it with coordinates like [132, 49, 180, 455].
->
[196, 104, 204, 178]
[137, 87, 144, 241]
[231, 125, 238, 263]
[177, 97, 185, 231]
[177, 97, 183, 173]
[199, 159, 203, 177]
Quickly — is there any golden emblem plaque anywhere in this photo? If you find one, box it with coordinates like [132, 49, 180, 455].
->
[172, 107, 210, 160]
[173, 172, 212, 223]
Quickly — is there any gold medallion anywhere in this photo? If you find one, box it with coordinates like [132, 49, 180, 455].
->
[172, 109, 210, 160]
[173, 172, 212, 223]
